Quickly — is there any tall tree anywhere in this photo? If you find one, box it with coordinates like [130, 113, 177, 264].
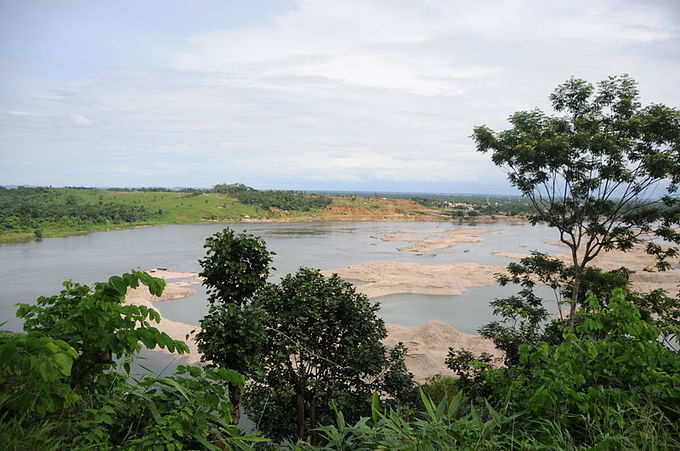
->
[245, 268, 415, 442]
[473, 74, 680, 326]
[195, 228, 275, 423]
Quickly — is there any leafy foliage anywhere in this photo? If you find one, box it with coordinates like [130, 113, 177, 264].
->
[198, 228, 275, 306]
[246, 268, 416, 442]
[297, 290, 679, 450]
[108, 366, 261, 451]
[212, 183, 256, 194]
[16, 271, 188, 388]
[233, 190, 332, 211]
[212, 182, 334, 211]
[419, 374, 460, 406]
[294, 391, 523, 450]
[1, 271, 264, 450]
[0, 332, 79, 416]
[453, 290, 680, 448]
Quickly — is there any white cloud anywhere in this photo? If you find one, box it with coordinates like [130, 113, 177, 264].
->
[1, 0, 679, 189]
[7, 111, 37, 117]
[172, 0, 676, 98]
[70, 113, 93, 126]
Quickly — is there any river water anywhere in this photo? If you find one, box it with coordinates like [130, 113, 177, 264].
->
[0, 221, 563, 334]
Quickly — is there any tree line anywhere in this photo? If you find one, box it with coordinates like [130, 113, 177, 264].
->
[212, 184, 333, 212]
[0, 187, 158, 233]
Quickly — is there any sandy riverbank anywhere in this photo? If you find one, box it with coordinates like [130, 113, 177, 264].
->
[380, 228, 497, 253]
[323, 261, 504, 297]
[494, 243, 680, 294]
[385, 321, 501, 383]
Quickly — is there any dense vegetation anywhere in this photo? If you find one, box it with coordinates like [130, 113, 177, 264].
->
[3, 266, 677, 449]
[196, 229, 415, 442]
[232, 190, 332, 212]
[0, 186, 158, 239]
[304, 291, 679, 450]
[212, 184, 332, 211]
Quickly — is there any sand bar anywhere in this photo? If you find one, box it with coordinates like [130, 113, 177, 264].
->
[126, 283, 201, 364]
[324, 261, 504, 298]
[146, 268, 200, 280]
[381, 228, 497, 253]
[496, 242, 680, 294]
[385, 321, 502, 383]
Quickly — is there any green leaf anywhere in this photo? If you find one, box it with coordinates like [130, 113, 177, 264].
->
[53, 352, 73, 377]
[108, 275, 128, 295]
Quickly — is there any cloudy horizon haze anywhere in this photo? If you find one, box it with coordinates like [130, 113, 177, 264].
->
[1, 0, 679, 194]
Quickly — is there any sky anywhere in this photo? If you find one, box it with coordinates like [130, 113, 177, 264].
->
[1, 0, 679, 193]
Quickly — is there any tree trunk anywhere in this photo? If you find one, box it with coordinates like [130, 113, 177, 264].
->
[296, 382, 306, 441]
[229, 383, 241, 425]
[569, 265, 582, 329]
[310, 397, 318, 446]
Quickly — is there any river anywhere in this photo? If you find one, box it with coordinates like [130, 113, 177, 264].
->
[1, 220, 562, 334]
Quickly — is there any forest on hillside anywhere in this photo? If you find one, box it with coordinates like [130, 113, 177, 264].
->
[0, 187, 158, 236]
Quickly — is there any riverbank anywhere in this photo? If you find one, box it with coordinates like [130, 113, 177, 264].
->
[0, 187, 528, 243]
[0, 212, 526, 244]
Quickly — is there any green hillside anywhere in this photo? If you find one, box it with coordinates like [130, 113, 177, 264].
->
[0, 187, 326, 243]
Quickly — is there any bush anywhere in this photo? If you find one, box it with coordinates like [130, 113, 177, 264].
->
[1, 271, 265, 450]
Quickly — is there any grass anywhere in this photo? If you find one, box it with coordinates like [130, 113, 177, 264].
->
[1, 189, 445, 244]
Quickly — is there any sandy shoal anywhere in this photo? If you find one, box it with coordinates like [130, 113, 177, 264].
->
[494, 242, 679, 294]
[492, 251, 530, 259]
[146, 268, 200, 280]
[381, 228, 497, 253]
[324, 261, 504, 298]
[386, 321, 502, 383]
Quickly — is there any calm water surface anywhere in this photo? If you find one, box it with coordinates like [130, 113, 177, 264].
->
[1, 221, 562, 333]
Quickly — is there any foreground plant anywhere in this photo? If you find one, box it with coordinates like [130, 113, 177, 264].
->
[454, 289, 680, 448]
[1, 271, 264, 450]
[16, 271, 188, 389]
